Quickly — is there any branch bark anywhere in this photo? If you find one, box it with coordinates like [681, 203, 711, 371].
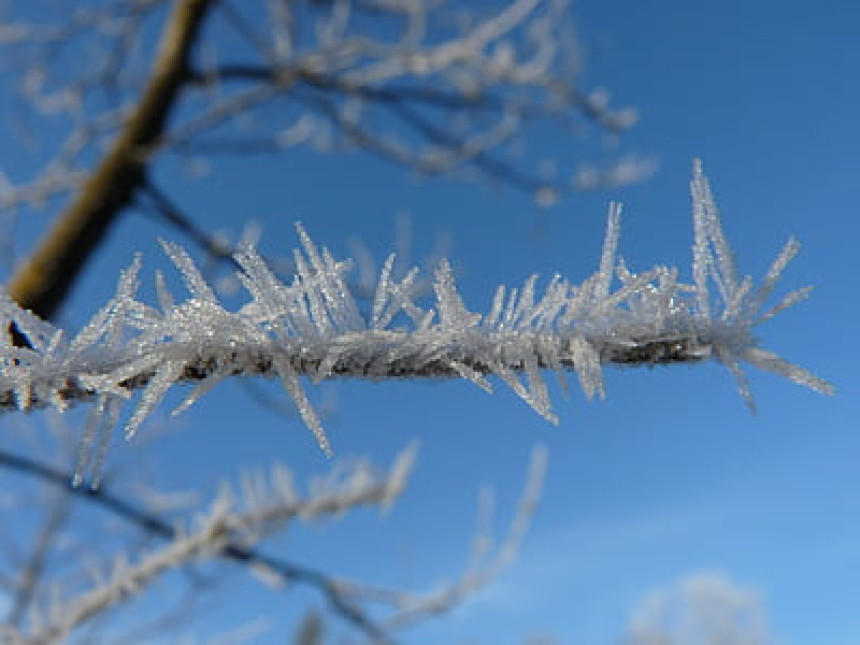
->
[8, 0, 215, 321]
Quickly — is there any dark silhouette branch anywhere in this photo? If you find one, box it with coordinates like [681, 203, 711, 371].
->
[199, 63, 631, 132]
[295, 90, 562, 196]
[7, 491, 72, 627]
[138, 179, 239, 268]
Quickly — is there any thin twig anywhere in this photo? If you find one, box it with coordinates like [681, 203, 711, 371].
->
[0, 448, 395, 642]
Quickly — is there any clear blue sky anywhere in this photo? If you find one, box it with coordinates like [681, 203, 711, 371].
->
[2, 1, 858, 643]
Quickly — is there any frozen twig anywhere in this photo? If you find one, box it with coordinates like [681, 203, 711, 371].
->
[11, 447, 416, 645]
[379, 445, 548, 631]
[1, 441, 546, 644]
[0, 163, 832, 477]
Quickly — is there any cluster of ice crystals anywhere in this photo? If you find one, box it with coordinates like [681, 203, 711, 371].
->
[0, 162, 833, 476]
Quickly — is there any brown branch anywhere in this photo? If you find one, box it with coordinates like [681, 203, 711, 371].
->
[8, 0, 216, 321]
[0, 334, 708, 414]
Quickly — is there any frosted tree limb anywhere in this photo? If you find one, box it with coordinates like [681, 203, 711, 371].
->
[0, 446, 395, 641]
[380, 445, 547, 632]
[8, 447, 416, 645]
[3, 0, 642, 319]
[2, 444, 544, 644]
[0, 163, 833, 471]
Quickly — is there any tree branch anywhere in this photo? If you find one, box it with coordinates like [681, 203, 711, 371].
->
[138, 179, 239, 268]
[0, 443, 545, 644]
[0, 447, 412, 643]
[8, 0, 216, 321]
[0, 165, 834, 461]
[6, 490, 72, 627]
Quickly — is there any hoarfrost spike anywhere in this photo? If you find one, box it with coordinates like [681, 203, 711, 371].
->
[0, 161, 832, 485]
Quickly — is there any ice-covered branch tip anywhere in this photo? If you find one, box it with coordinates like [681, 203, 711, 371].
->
[0, 162, 832, 461]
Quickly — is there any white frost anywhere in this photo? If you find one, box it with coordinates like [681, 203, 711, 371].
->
[0, 162, 833, 479]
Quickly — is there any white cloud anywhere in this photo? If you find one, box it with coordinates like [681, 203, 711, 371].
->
[626, 571, 774, 645]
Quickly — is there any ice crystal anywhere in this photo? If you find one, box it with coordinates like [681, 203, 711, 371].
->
[0, 162, 833, 480]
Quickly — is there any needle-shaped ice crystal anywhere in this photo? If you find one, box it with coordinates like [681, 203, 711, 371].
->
[0, 161, 833, 484]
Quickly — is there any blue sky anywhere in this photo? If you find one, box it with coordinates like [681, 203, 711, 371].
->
[1, 1, 859, 643]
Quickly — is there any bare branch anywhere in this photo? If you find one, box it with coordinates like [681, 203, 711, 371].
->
[7, 0, 216, 320]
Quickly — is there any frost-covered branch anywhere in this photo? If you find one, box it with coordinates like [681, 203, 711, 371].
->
[2, 0, 642, 319]
[5, 447, 416, 645]
[0, 163, 832, 479]
[380, 445, 547, 632]
[2, 444, 546, 644]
